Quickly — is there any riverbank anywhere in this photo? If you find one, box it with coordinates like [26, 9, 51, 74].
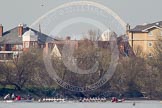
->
[0, 88, 162, 101]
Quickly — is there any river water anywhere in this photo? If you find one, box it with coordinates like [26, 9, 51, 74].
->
[0, 101, 162, 108]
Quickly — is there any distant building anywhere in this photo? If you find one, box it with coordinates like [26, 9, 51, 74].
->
[49, 35, 134, 59]
[128, 21, 162, 57]
[0, 23, 134, 61]
[100, 29, 111, 41]
[0, 24, 55, 61]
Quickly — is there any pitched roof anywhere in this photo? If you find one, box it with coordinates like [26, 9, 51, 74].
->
[0, 26, 55, 44]
[55, 44, 64, 55]
[130, 21, 162, 32]
[0, 27, 23, 44]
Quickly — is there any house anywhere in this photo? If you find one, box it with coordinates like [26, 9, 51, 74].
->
[100, 29, 111, 41]
[0, 24, 55, 61]
[49, 35, 134, 60]
[117, 35, 134, 57]
[128, 21, 162, 57]
[49, 37, 79, 59]
[51, 44, 63, 58]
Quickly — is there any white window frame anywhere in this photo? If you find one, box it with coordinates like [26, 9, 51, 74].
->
[148, 41, 153, 47]
[16, 45, 23, 50]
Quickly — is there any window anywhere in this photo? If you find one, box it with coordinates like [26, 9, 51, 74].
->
[148, 42, 153, 47]
[161, 31, 162, 36]
[148, 53, 152, 57]
[30, 42, 34, 48]
[33, 42, 35, 46]
[24, 42, 29, 48]
[0, 54, 4, 59]
[11, 44, 14, 48]
[16, 45, 23, 50]
[0, 44, 4, 50]
[6, 44, 14, 51]
[148, 31, 153, 36]
[0, 44, 3, 48]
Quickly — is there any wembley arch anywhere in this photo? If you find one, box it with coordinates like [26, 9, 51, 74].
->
[31, 1, 126, 34]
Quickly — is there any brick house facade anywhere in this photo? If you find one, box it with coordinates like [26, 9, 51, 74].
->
[0, 24, 55, 61]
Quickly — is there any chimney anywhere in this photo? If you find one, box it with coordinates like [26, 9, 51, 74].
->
[0, 24, 3, 37]
[66, 36, 71, 40]
[126, 24, 130, 35]
[126, 24, 130, 32]
[18, 24, 23, 37]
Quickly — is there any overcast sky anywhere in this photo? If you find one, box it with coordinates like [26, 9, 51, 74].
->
[0, 0, 162, 32]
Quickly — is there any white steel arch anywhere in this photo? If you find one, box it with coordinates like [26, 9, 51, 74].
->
[31, 1, 126, 31]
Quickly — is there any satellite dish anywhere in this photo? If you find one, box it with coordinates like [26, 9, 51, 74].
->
[156, 22, 160, 26]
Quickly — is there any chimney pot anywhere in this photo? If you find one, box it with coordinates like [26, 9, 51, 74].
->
[66, 36, 71, 40]
[126, 24, 130, 31]
[18, 24, 23, 37]
[126, 24, 130, 35]
[0, 24, 3, 37]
